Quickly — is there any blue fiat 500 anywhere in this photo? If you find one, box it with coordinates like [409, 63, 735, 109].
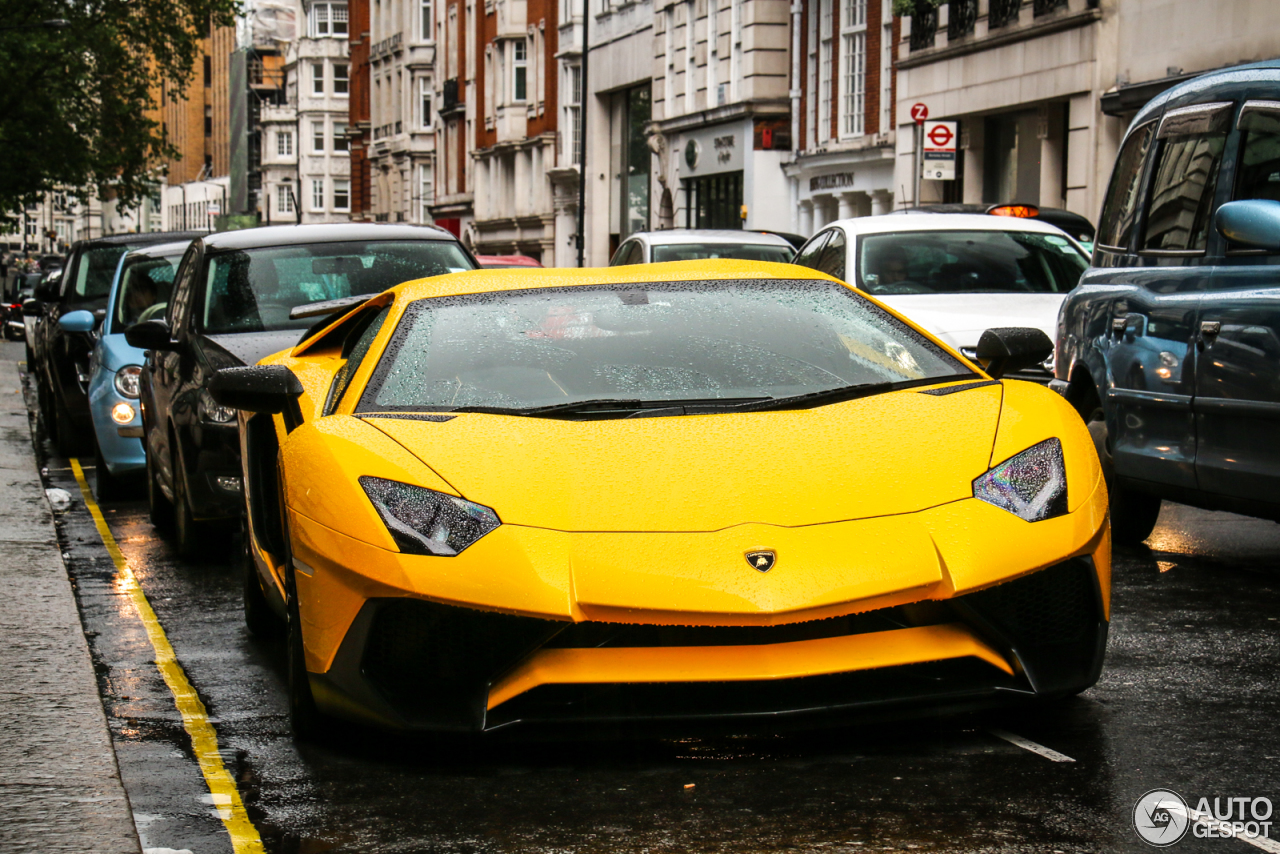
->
[58, 240, 192, 500]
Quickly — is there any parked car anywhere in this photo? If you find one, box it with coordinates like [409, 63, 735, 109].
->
[57, 241, 192, 500]
[475, 254, 544, 269]
[125, 223, 476, 555]
[792, 214, 1091, 382]
[609, 229, 796, 265]
[1054, 60, 1280, 544]
[209, 259, 1106, 738]
[891, 204, 1097, 252]
[30, 231, 208, 457]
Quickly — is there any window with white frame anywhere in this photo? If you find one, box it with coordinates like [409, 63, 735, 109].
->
[512, 40, 527, 102]
[277, 130, 293, 156]
[312, 121, 325, 152]
[420, 0, 433, 41]
[311, 2, 349, 37]
[818, 0, 833, 143]
[333, 180, 350, 210]
[807, 3, 818, 147]
[334, 63, 349, 96]
[418, 164, 432, 222]
[312, 62, 325, 95]
[311, 179, 325, 210]
[565, 64, 582, 165]
[277, 184, 294, 213]
[839, 0, 866, 138]
[420, 78, 432, 128]
[334, 122, 349, 151]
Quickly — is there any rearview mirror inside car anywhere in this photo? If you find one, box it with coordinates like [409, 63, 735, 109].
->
[209, 365, 305, 431]
[974, 327, 1054, 380]
[57, 310, 96, 333]
[1214, 199, 1280, 251]
[124, 318, 177, 351]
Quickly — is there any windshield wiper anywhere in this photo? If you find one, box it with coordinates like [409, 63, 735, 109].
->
[448, 398, 646, 416]
[640, 382, 893, 416]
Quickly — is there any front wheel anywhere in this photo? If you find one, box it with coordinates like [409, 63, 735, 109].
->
[172, 459, 207, 557]
[242, 519, 282, 637]
[94, 440, 125, 503]
[1084, 405, 1162, 545]
[284, 557, 329, 740]
[146, 441, 173, 531]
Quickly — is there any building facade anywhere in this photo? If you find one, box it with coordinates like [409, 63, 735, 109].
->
[787, 0, 898, 235]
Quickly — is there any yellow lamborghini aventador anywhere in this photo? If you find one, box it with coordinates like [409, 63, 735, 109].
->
[210, 260, 1110, 737]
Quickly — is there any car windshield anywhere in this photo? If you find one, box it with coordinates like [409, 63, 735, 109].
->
[198, 240, 473, 335]
[359, 279, 972, 414]
[109, 253, 184, 334]
[75, 245, 134, 299]
[650, 242, 795, 264]
[856, 230, 1088, 296]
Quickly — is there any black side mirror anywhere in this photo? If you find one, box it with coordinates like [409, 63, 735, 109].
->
[209, 365, 305, 431]
[21, 298, 41, 317]
[124, 318, 176, 351]
[974, 327, 1054, 380]
[1214, 199, 1280, 251]
[34, 279, 59, 302]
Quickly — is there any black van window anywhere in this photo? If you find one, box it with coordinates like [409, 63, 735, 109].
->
[1235, 101, 1280, 203]
[1142, 103, 1233, 253]
[1096, 122, 1154, 251]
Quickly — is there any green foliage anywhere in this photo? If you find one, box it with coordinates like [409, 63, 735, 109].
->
[0, 0, 240, 229]
[892, 0, 944, 16]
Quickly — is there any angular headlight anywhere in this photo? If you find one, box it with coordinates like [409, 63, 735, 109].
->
[359, 476, 501, 556]
[972, 438, 1068, 522]
[114, 365, 142, 399]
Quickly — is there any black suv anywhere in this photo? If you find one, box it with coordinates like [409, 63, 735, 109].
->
[126, 223, 476, 554]
[1054, 60, 1280, 543]
[31, 231, 206, 455]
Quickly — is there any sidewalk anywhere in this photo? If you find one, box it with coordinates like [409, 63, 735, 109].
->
[0, 343, 142, 854]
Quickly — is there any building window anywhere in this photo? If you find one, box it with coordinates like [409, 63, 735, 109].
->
[312, 121, 325, 152]
[334, 122, 349, 151]
[312, 62, 325, 95]
[312, 179, 325, 211]
[421, 0, 433, 40]
[277, 185, 294, 213]
[807, 1, 818, 147]
[420, 78, 432, 129]
[818, 0, 833, 143]
[419, 164, 432, 223]
[334, 180, 351, 211]
[334, 63, 349, 96]
[278, 130, 293, 156]
[839, 0, 866, 138]
[565, 65, 582, 165]
[311, 2, 349, 37]
[512, 40, 527, 102]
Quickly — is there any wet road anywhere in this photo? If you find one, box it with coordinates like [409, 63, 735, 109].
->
[24, 356, 1280, 853]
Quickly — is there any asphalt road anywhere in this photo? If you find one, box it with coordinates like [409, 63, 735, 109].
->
[23, 349, 1280, 854]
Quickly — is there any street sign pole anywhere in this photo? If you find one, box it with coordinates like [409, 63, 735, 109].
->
[910, 103, 928, 210]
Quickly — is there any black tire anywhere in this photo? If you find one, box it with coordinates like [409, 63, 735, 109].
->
[37, 380, 57, 445]
[1080, 396, 1162, 545]
[146, 440, 173, 531]
[284, 547, 329, 740]
[242, 519, 282, 638]
[172, 458, 206, 557]
[94, 440, 125, 503]
[53, 397, 84, 458]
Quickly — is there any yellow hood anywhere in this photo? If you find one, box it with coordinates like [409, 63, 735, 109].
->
[362, 383, 1002, 532]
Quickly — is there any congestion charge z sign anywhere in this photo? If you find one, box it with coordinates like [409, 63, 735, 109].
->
[922, 120, 957, 181]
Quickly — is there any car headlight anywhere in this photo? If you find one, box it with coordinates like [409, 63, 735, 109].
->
[114, 365, 142, 399]
[359, 476, 501, 556]
[972, 438, 1068, 522]
[198, 388, 237, 424]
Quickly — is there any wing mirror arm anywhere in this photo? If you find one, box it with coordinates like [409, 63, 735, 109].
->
[209, 366, 306, 433]
[974, 327, 1054, 380]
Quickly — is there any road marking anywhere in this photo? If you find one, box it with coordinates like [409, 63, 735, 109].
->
[1190, 810, 1280, 852]
[988, 728, 1076, 763]
[69, 459, 266, 854]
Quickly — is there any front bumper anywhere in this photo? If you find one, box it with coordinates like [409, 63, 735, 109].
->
[291, 480, 1111, 733]
[87, 379, 145, 476]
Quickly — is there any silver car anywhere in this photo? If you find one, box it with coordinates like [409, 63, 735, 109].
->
[609, 229, 796, 266]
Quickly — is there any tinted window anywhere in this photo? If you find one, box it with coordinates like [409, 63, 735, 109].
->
[1142, 105, 1232, 252]
[649, 242, 795, 264]
[815, 230, 847, 280]
[109, 253, 184, 334]
[74, 245, 133, 299]
[857, 230, 1088, 295]
[198, 240, 473, 335]
[1235, 102, 1280, 203]
[361, 280, 970, 413]
[1096, 122, 1154, 250]
[793, 231, 831, 269]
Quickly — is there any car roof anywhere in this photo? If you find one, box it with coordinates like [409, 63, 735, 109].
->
[198, 222, 459, 252]
[630, 229, 793, 247]
[1132, 59, 1280, 132]
[124, 240, 195, 260]
[823, 213, 1073, 237]
[388, 259, 831, 301]
[74, 230, 208, 250]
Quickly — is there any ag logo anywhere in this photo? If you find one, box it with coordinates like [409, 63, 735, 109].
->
[745, 550, 776, 572]
[1133, 789, 1190, 846]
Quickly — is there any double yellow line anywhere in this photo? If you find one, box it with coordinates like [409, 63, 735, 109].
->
[70, 459, 266, 854]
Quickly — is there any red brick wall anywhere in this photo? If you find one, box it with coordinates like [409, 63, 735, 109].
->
[865, 0, 881, 134]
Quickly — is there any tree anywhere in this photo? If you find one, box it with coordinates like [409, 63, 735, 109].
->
[0, 0, 239, 229]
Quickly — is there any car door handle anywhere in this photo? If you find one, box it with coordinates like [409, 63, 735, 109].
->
[1200, 321, 1221, 336]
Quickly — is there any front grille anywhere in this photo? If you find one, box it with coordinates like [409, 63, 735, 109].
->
[963, 558, 1095, 647]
